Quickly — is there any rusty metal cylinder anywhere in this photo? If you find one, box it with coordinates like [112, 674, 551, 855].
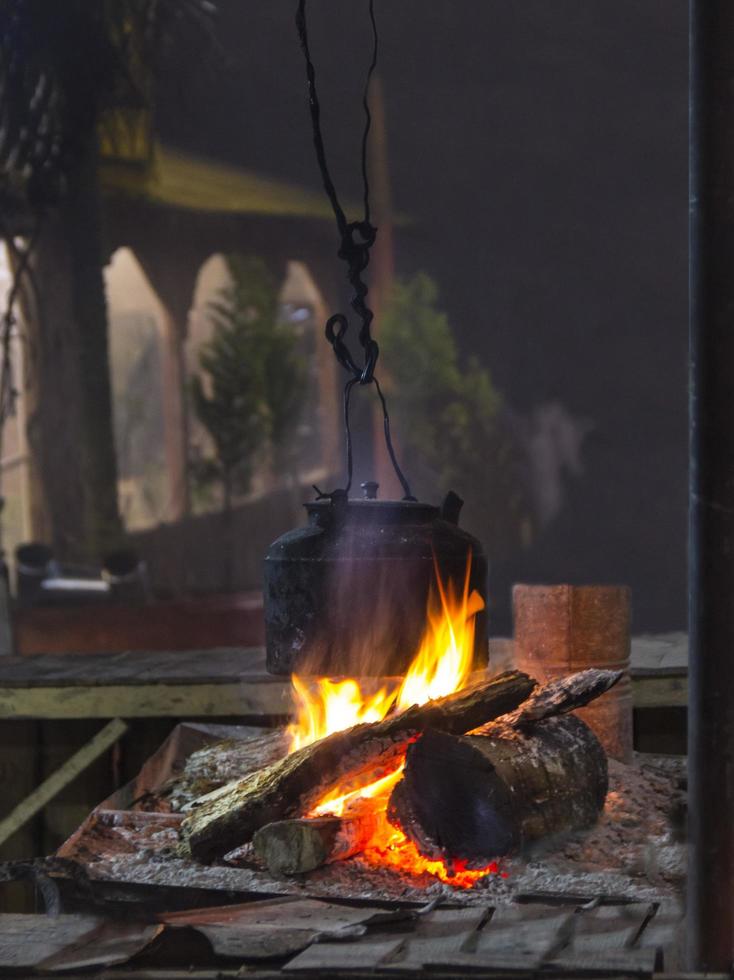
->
[512, 585, 632, 763]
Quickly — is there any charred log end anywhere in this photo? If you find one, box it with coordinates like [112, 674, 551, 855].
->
[387, 728, 519, 868]
[389, 717, 609, 870]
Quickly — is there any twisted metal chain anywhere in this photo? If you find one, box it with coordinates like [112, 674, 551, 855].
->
[296, 0, 415, 501]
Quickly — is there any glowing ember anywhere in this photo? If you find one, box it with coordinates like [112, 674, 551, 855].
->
[287, 555, 502, 888]
[311, 765, 405, 819]
[362, 819, 503, 888]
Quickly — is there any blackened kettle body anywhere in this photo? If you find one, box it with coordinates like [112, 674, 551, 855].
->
[264, 490, 488, 676]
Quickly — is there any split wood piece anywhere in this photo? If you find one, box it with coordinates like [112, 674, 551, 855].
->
[504, 668, 623, 729]
[252, 814, 379, 875]
[180, 669, 535, 862]
[388, 714, 608, 866]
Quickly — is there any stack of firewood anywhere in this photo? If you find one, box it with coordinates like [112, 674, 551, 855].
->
[179, 668, 621, 876]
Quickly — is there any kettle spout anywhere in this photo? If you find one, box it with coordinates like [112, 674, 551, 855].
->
[440, 490, 464, 525]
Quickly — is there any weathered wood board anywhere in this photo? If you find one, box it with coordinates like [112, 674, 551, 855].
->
[0, 648, 293, 719]
[0, 635, 689, 721]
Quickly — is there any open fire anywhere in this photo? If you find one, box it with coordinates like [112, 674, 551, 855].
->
[286, 557, 503, 888]
[181, 570, 616, 883]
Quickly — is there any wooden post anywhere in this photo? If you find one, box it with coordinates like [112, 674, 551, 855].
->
[688, 0, 734, 969]
[512, 585, 632, 763]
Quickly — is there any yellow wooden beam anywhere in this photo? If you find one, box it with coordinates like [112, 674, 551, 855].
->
[0, 682, 293, 720]
[0, 675, 686, 721]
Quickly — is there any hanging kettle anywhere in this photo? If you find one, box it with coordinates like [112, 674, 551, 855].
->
[267, 3, 489, 676]
[264, 484, 488, 676]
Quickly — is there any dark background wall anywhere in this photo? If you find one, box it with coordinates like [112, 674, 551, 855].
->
[158, 1, 688, 633]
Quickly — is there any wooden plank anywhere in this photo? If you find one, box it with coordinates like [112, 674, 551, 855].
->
[0, 913, 101, 968]
[195, 924, 317, 961]
[428, 906, 575, 972]
[636, 900, 685, 974]
[284, 935, 405, 972]
[160, 896, 375, 932]
[37, 920, 163, 972]
[0, 647, 687, 720]
[549, 903, 658, 975]
[632, 674, 688, 708]
[0, 681, 293, 719]
[0, 647, 272, 687]
[494, 634, 689, 709]
[0, 719, 127, 847]
[162, 897, 380, 961]
[630, 632, 688, 675]
[388, 908, 488, 971]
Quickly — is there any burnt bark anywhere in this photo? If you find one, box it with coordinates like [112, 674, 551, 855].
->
[504, 667, 623, 728]
[180, 669, 535, 862]
[388, 715, 608, 868]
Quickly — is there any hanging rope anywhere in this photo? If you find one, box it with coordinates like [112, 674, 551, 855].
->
[296, 0, 415, 501]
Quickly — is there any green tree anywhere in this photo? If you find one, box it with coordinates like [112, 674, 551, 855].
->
[380, 272, 530, 557]
[0, 0, 214, 559]
[191, 255, 308, 511]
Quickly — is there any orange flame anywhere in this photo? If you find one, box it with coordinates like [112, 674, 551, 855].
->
[288, 676, 397, 754]
[286, 555, 501, 888]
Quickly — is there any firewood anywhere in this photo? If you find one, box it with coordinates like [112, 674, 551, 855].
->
[252, 814, 379, 875]
[388, 714, 608, 867]
[501, 667, 623, 729]
[180, 670, 535, 862]
[250, 671, 620, 877]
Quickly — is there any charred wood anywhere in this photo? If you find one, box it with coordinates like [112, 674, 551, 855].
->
[503, 668, 623, 729]
[180, 670, 534, 862]
[388, 715, 608, 868]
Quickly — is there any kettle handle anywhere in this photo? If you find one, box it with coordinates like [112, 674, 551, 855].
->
[440, 491, 464, 525]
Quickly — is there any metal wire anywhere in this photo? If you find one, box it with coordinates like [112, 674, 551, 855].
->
[296, 0, 415, 501]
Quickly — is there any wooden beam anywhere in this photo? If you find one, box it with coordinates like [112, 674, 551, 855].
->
[632, 674, 687, 709]
[0, 682, 292, 720]
[0, 718, 128, 848]
[0, 673, 686, 722]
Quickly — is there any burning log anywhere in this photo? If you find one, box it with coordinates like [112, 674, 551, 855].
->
[252, 813, 379, 875]
[388, 714, 609, 867]
[180, 669, 534, 862]
[497, 667, 623, 728]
